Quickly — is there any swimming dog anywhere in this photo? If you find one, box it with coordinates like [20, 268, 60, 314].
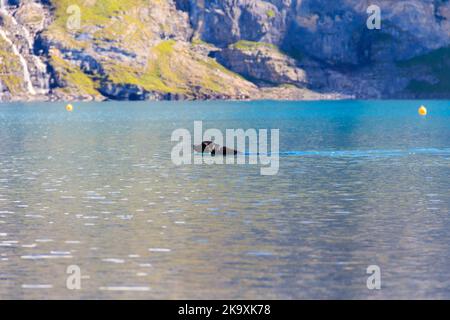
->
[193, 141, 239, 156]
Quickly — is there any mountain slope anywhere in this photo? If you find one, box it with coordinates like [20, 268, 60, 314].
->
[1, 0, 450, 101]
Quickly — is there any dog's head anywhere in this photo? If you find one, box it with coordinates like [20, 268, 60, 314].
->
[193, 141, 213, 153]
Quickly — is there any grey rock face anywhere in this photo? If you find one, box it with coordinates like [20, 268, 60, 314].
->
[178, 0, 287, 46]
[217, 43, 308, 86]
[179, 0, 450, 97]
[185, 0, 450, 64]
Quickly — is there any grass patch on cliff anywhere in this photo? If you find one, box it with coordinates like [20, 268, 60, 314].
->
[397, 47, 450, 93]
[104, 40, 185, 94]
[52, 0, 146, 27]
[196, 58, 238, 92]
[266, 9, 276, 18]
[191, 38, 210, 46]
[50, 51, 100, 96]
[231, 40, 279, 52]
[103, 40, 251, 95]
[47, 0, 155, 48]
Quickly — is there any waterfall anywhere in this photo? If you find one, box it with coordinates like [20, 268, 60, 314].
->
[0, 0, 7, 15]
[14, 16, 49, 95]
[0, 29, 36, 95]
[0, 1, 49, 96]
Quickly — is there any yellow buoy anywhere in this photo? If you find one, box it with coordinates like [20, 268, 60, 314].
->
[66, 104, 73, 112]
[418, 105, 427, 116]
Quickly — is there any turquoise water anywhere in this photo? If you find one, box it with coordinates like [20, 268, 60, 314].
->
[0, 100, 449, 299]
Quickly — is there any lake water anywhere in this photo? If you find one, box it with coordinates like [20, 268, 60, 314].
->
[0, 100, 449, 299]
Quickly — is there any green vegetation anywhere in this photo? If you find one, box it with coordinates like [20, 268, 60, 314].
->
[398, 47, 450, 93]
[191, 37, 209, 46]
[266, 9, 276, 18]
[50, 50, 100, 96]
[104, 40, 244, 95]
[278, 83, 298, 89]
[40, 1, 252, 98]
[231, 40, 279, 52]
[0, 38, 25, 94]
[51, 0, 146, 28]
[47, 0, 155, 48]
[196, 55, 247, 91]
[105, 40, 185, 93]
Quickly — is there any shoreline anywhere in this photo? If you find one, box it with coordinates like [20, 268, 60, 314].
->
[1, 96, 449, 103]
[0, 89, 352, 103]
[2, 88, 449, 103]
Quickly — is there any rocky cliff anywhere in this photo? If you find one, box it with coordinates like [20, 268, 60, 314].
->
[1, 0, 449, 101]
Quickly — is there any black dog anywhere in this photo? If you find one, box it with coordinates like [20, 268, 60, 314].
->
[193, 141, 239, 156]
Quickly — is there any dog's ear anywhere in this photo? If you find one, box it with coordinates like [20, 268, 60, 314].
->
[202, 141, 212, 147]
